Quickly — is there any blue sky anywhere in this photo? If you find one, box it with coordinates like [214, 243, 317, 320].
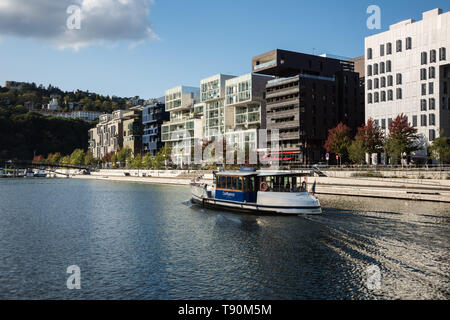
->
[1, 0, 449, 99]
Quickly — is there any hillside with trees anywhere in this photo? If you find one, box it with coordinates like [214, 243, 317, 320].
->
[0, 81, 145, 160]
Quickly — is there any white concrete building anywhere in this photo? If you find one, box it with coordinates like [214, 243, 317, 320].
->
[365, 8, 450, 161]
[223, 73, 271, 154]
[200, 74, 236, 139]
[162, 86, 202, 165]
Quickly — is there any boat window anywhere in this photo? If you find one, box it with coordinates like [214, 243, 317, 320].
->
[226, 177, 232, 190]
[250, 177, 255, 192]
[243, 177, 248, 192]
[232, 177, 237, 190]
[237, 177, 243, 191]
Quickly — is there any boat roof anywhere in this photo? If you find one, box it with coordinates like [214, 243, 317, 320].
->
[215, 171, 309, 177]
[215, 171, 257, 177]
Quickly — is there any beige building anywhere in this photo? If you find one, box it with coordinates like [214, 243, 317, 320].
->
[89, 110, 127, 159]
[122, 108, 143, 157]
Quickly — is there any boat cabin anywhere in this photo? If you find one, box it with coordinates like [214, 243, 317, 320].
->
[214, 172, 258, 203]
[214, 171, 310, 203]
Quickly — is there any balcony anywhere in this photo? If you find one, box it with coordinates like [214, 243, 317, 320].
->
[253, 59, 276, 71]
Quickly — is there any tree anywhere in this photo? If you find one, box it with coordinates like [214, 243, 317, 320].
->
[131, 154, 143, 169]
[428, 131, 450, 165]
[324, 122, 352, 163]
[349, 139, 366, 164]
[142, 154, 153, 169]
[116, 147, 132, 166]
[385, 114, 419, 165]
[101, 152, 114, 164]
[84, 151, 94, 165]
[70, 149, 85, 165]
[356, 118, 384, 164]
[60, 155, 71, 165]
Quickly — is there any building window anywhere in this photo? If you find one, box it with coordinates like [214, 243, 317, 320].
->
[381, 91, 386, 102]
[430, 49, 437, 63]
[429, 114, 435, 126]
[380, 44, 385, 56]
[367, 65, 372, 76]
[386, 60, 392, 72]
[429, 67, 435, 79]
[388, 89, 393, 101]
[387, 42, 392, 55]
[421, 114, 427, 127]
[388, 75, 393, 86]
[439, 47, 446, 61]
[380, 62, 385, 74]
[374, 92, 379, 103]
[420, 68, 427, 80]
[406, 37, 412, 50]
[381, 119, 386, 129]
[374, 78, 379, 89]
[367, 48, 373, 60]
[381, 77, 386, 88]
[396, 40, 402, 52]
[388, 118, 393, 129]
[412, 115, 417, 127]
[396, 88, 402, 100]
[421, 52, 427, 65]
[429, 98, 435, 110]
[374, 63, 379, 75]
[396, 73, 402, 85]
[367, 79, 373, 90]
[421, 99, 427, 111]
[422, 83, 427, 96]
[368, 93, 373, 104]
[429, 82, 434, 95]
[429, 129, 436, 141]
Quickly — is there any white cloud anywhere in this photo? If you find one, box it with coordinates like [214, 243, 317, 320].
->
[0, 0, 157, 50]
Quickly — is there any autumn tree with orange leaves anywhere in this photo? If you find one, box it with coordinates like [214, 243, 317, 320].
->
[324, 122, 352, 163]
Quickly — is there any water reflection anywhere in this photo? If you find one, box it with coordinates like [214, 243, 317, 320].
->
[0, 179, 448, 299]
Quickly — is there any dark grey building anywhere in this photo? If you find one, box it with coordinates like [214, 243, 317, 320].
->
[252, 49, 364, 165]
[142, 98, 170, 156]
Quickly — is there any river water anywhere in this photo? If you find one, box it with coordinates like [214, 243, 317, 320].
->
[0, 178, 448, 300]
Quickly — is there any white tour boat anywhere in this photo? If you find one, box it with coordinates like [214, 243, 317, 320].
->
[191, 170, 322, 215]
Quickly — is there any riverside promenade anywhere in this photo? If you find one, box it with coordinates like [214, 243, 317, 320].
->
[61, 168, 450, 204]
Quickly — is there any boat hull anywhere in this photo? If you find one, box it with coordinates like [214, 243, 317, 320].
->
[191, 192, 322, 216]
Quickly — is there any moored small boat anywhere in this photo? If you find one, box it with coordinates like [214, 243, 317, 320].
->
[191, 170, 322, 216]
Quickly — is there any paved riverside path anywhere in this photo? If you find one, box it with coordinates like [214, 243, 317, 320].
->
[65, 170, 450, 203]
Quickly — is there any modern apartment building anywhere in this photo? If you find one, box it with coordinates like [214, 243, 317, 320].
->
[89, 110, 127, 159]
[161, 86, 202, 164]
[122, 108, 143, 157]
[365, 8, 449, 161]
[252, 49, 364, 165]
[142, 99, 169, 156]
[223, 73, 271, 152]
[201, 74, 236, 139]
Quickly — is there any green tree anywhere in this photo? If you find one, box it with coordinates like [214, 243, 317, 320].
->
[84, 151, 94, 165]
[116, 147, 132, 166]
[385, 114, 419, 165]
[70, 149, 85, 165]
[324, 122, 352, 163]
[60, 155, 71, 165]
[142, 154, 153, 169]
[349, 139, 366, 164]
[131, 154, 143, 169]
[429, 131, 450, 165]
